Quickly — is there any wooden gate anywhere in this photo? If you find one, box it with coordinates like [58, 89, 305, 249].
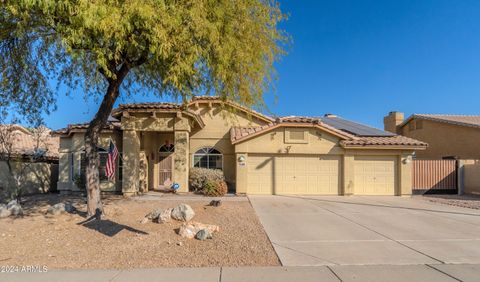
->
[412, 160, 457, 194]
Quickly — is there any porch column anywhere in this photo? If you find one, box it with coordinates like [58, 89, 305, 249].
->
[173, 131, 189, 192]
[122, 129, 140, 196]
[342, 153, 354, 195]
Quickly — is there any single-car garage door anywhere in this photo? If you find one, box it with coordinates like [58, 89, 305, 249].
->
[354, 156, 397, 195]
[247, 154, 340, 195]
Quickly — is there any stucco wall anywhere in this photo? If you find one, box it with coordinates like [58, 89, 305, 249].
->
[0, 161, 58, 196]
[234, 127, 344, 155]
[463, 160, 480, 195]
[57, 132, 123, 192]
[189, 104, 267, 186]
[400, 119, 480, 159]
[234, 126, 414, 196]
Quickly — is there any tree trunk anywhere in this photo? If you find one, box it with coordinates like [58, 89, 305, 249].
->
[84, 75, 126, 217]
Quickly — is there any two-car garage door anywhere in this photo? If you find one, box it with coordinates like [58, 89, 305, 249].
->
[246, 154, 397, 195]
[247, 154, 341, 195]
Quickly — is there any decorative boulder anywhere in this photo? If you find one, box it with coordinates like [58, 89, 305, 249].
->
[9, 205, 23, 216]
[171, 204, 195, 222]
[157, 208, 173, 223]
[64, 202, 76, 213]
[47, 202, 74, 215]
[178, 221, 219, 239]
[0, 205, 11, 218]
[146, 209, 163, 221]
[6, 200, 18, 210]
[195, 229, 213, 240]
[6, 200, 23, 217]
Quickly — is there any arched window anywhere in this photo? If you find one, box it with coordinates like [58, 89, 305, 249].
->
[193, 147, 223, 170]
[159, 143, 175, 153]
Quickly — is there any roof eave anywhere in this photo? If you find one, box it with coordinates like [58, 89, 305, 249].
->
[231, 123, 355, 145]
[341, 144, 428, 150]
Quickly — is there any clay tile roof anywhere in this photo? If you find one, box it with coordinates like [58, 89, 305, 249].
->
[52, 121, 121, 136]
[342, 135, 428, 147]
[400, 114, 480, 129]
[117, 102, 180, 110]
[230, 124, 276, 143]
[0, 125, 59, 160]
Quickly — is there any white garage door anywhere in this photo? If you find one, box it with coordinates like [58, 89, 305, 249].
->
[247, 154, 340, 195]
[354, 156, 397, 195]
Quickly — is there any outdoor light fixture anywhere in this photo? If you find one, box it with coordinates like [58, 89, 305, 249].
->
[237, 155, 246, 163]
[402, 156, 412, 164]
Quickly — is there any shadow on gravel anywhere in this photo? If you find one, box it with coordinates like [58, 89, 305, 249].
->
[78, 212, 148, 237]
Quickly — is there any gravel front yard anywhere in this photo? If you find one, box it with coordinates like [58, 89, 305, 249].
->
[0, 194, 280, 269]
[420, 194, 480, 210]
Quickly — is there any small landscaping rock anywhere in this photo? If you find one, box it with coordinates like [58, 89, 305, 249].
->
[178, 221, 219, 239]
[195, 229, 213, 240]
[171, 204, 195, 222]
[209, 200, 222, 207]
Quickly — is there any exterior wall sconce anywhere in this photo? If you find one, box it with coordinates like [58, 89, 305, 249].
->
[402, 156, 412, 164]
[237, 155, 246, 163]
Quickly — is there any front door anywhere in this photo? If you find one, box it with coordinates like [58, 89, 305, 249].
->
[157, 153, 173, 189]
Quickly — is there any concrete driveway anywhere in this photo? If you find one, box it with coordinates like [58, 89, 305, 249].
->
[249, 195, 480, 266]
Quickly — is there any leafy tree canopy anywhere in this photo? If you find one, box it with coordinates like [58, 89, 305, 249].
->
[1, 0, 288, 122]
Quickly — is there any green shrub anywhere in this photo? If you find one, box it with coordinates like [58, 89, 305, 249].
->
[203, 179, 228, 197]
[73, 173, 86, 191]
[189, 167, 226, 195]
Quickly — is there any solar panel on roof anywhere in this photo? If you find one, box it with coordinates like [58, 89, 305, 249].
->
[320, 116, 395, 137]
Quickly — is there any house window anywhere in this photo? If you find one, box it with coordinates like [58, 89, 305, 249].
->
[416, 120, 423, 130]
[159, 143, 175, 153]
[193, 147, 223, 170]
[80, 148, 110, 182]
[408, 122, 415, 131]
[70, 153, 74, 181]
[118, 153, 123, 182]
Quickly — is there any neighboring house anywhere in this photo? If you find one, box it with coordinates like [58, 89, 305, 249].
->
[53, 96, 427, 196]
[384, 112, 480, 159]
[0, 125, 59, 196]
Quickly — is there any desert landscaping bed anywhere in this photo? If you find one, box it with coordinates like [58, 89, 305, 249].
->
[420, 194, 480, 210]
[0, 194, 280, 269]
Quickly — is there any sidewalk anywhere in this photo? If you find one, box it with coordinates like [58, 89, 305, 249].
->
[2, 264, 480, 282]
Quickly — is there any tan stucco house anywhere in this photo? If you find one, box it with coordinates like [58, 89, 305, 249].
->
[54, 96, 426, 196]
[0, 125, 59, 196]
[384, 112, 480, 159]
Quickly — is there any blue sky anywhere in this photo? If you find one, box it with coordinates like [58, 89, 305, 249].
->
[42, 0, 480, 130]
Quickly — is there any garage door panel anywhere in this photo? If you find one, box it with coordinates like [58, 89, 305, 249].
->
[247, 154, 340, 195]
[354, 156, 396, 195]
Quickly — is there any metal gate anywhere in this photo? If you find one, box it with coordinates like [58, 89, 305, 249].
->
[412, 160, 457, 194]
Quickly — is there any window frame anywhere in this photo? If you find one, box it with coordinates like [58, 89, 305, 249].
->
[192, 147, 223, 170]
[80, 148, 111, 183]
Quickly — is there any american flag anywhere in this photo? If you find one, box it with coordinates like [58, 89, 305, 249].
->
[106, 140, 119, 181]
